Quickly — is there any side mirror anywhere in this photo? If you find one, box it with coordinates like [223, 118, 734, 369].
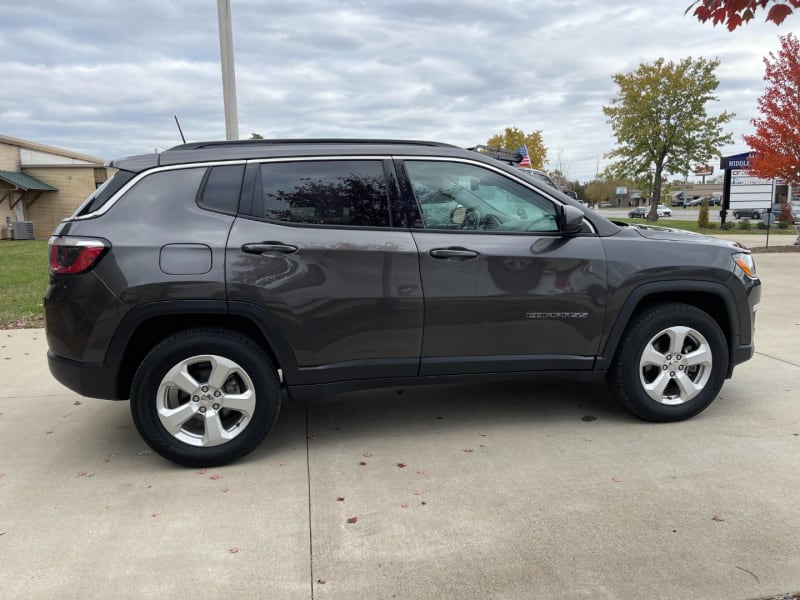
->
[560, 204, 585, 235]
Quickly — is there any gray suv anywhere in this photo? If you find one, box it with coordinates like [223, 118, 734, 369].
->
[45, 139, 761, 467]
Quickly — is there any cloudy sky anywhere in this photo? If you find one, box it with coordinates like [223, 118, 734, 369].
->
[0, 0, 789, 181]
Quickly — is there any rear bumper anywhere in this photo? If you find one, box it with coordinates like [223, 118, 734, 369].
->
[48, 351, 125, 400]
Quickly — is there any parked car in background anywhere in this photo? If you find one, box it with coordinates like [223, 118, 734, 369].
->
[629, 205, 672, 218]
[770, 201, 800, 224]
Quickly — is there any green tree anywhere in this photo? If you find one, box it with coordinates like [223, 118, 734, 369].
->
[250, 132, 264, 140]
[603, 57, 733, 221]
[486, 127, 547, 170]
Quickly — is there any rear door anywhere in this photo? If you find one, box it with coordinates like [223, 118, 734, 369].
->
[398, 158, 607, 376]
[226, 158, 423, 385]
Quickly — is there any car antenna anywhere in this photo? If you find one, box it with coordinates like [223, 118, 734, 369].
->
[174, 115, 186, 144]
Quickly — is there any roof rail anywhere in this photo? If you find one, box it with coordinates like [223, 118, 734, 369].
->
[468, 144, 523, 164]
[167, 139, 458, 151]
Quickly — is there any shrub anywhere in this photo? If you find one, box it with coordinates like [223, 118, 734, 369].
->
[779, 202, 793, 224]
[756, 221, 768, 230]
[737, 220, 752, 230]
[720, 222, 735, 230]
[778, 221, 789, 230]
[697, 199, 710, 228]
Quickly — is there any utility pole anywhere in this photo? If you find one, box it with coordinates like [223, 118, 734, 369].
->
[217, 0, 239, 141]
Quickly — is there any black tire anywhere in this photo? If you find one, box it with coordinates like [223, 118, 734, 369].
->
[130, 328, 281, 467]
[733, 212, 740, 219]
[607, 302, 728, 422]
[752, 211, 760, 219]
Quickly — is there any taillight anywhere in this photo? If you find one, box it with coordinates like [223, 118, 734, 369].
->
[49, 237, 109, 274]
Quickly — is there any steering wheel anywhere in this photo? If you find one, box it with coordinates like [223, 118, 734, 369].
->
[462, 207, 482, 230]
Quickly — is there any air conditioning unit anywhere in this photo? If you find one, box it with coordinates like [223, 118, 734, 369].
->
[11, 221, 35, 240]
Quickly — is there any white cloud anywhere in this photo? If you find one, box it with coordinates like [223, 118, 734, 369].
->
[0, 0, 788, 180]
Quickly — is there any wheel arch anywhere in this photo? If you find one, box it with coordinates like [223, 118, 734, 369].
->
[596, 281, 738, 376]
[107, 300, 298, 399]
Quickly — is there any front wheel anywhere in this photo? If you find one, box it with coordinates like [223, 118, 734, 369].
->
[608, 303, 728, 422]
[131, 328, 281, 467]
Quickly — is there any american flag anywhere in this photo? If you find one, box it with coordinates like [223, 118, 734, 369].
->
[517, 146, 532, 167]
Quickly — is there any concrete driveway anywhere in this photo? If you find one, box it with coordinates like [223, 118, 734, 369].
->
[1, 254, 798, 600]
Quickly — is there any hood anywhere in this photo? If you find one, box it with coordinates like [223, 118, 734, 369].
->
[610, 221, 748, 250]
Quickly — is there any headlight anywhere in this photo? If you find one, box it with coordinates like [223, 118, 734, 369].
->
[732, 252, 757, 279]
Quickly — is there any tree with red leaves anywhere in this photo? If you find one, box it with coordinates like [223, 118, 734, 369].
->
[687, 0, 799, 30]
[743, 33, 800, 183]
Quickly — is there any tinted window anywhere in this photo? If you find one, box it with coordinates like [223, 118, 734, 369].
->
[198, 164, 244, 214]
[405, 161, 560, 233]
[77, 169, 136, 215]
[260, 161, 389, 227]
[115, 168, 206, 213]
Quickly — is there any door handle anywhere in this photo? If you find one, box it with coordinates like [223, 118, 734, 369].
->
[242, 242, 298, 254]
[430, 248, 479, 259]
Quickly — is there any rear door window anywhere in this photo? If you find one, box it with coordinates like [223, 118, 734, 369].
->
[257, 160, 390, 227]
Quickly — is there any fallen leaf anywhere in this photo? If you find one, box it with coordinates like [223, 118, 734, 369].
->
[73, 400, 83, 406]
[421, 502, 427, 506]
[221, 487, 229, 493]
[359, 461, 367, 466]
[711, 514, 726, 522]
[45, 428, 54, 435]
[77, 471, 88, 477]
[336, 497, 345, 502]
[479, 433, 487, 437]
[209, 474, 220, 480]
[362, 452, 373, 457]
[611, 477, 621, 483]
[413, 490, 427, 496]
[581, 415, 597, 422]
[151, 512, 161, 517]
[136, 450, 153, 456]
[317, 579, 327, 584]
[397, 463, 406, 468]
[416, 469, 425, 475]
[229, 547, 239, 553]
[62, 413, 72, 418]
[0, 530, 5, 536]
[346, 517, 358, 524]
[401, 503, 409, 509]
[197, 468, 208, 474]
[463, 448, 473, 453]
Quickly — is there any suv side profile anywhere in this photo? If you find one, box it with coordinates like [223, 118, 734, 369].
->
[45, 139, 761, 467]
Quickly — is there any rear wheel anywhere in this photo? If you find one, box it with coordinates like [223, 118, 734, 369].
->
[131, 328, 280, 467]
[608, 303, 728, 422]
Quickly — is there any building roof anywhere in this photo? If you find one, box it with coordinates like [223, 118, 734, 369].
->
[0, 134, 105, 165]
[0, 170, 58, 191]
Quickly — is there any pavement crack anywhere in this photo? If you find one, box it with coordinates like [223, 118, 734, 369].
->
[305, 396, 315, 600]
[754, 351, 800, 368]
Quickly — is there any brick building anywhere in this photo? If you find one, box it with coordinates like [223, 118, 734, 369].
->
[0, 134, 108, 239]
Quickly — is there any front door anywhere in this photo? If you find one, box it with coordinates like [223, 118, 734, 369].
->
[400, 159, 607, 376]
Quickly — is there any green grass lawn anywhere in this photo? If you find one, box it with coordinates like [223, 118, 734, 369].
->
[0, 239, 49, 328]
[616, 217, 797, 235]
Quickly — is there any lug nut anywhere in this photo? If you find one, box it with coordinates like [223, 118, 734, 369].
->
[212, 403, 220, 410]
[666, 355, 672, 360]
[662, 365, 668, 370]
[670, 371, 675, 377]
[201, 386, 209, 393]
[192, 395, 199, 402]
[199, 406, 206, 413]
[676, 355, 682, 360]
[679, 365, 684, 370]
[213, 390, 221, 397]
